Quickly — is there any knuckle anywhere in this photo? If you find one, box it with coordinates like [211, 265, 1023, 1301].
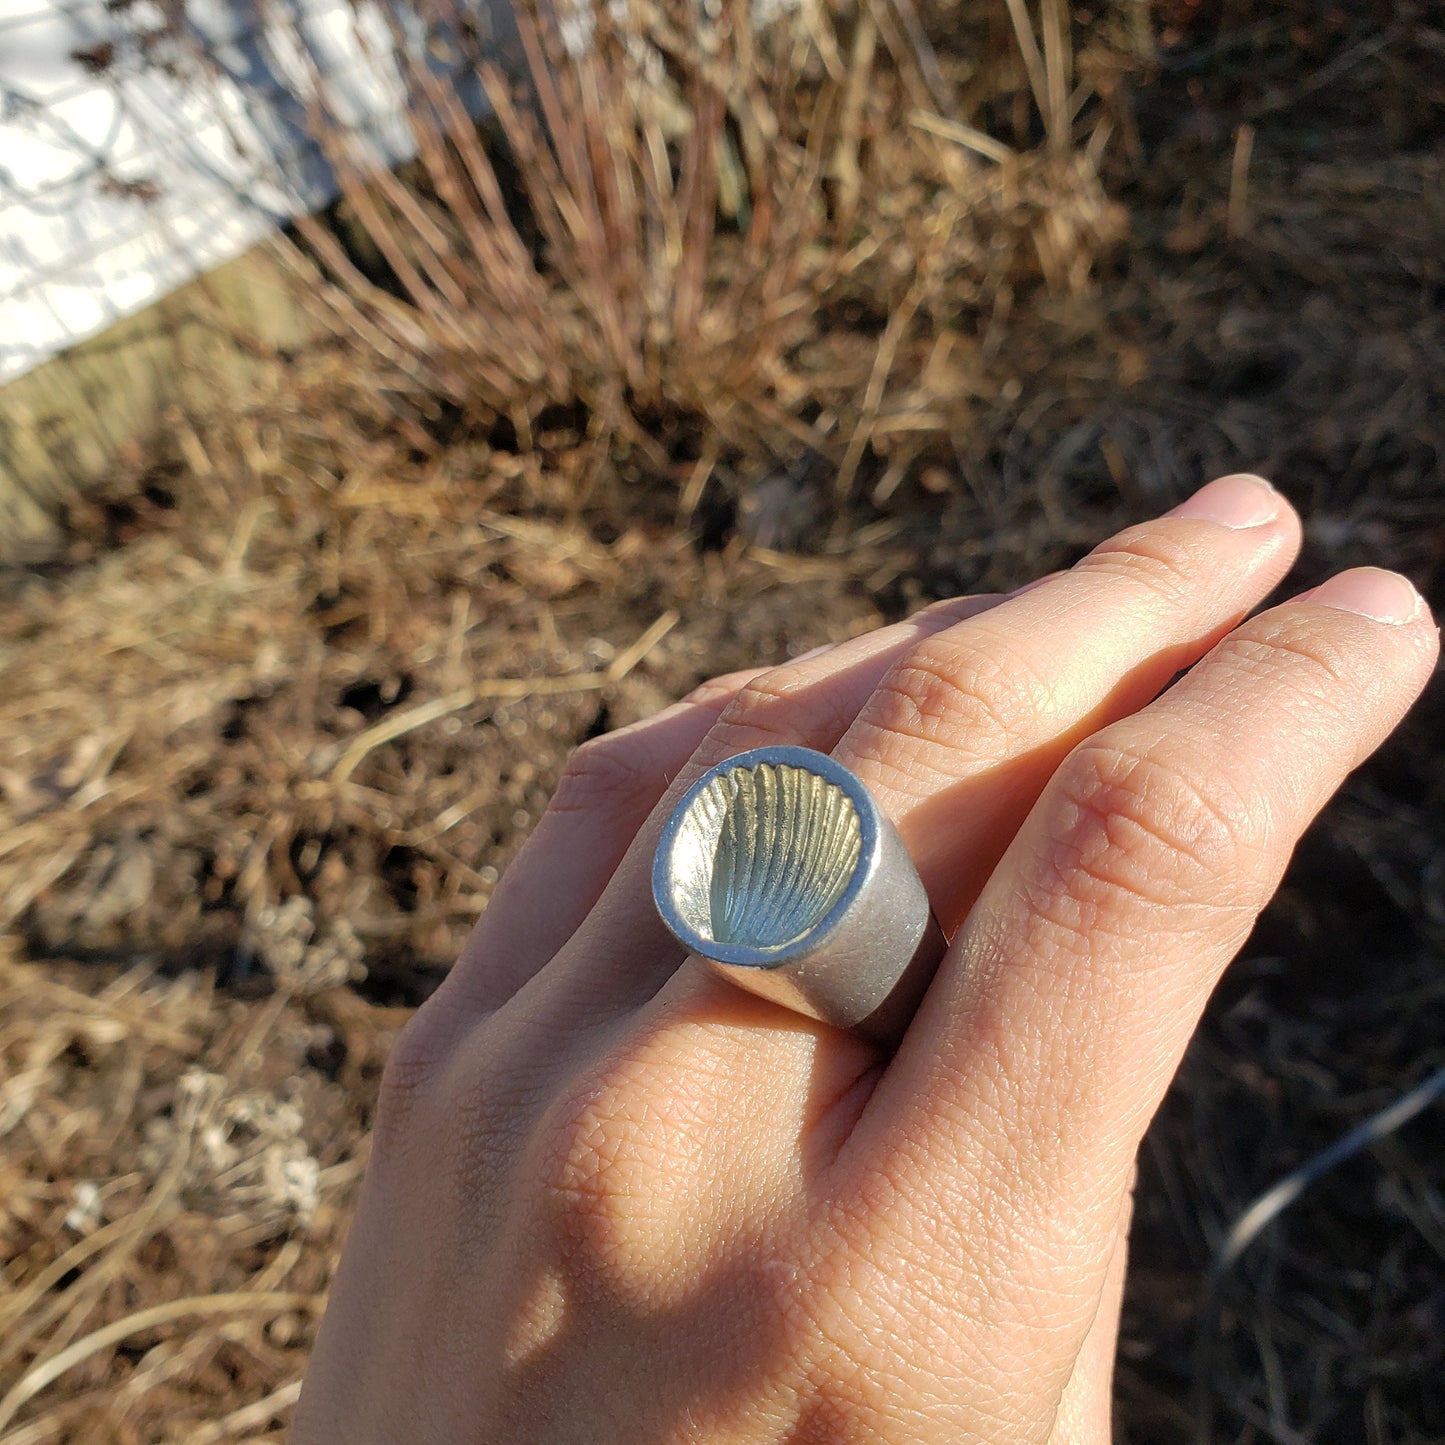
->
[679, 671, 751, 711]
[1078, 527, 1202, 609]
[378, 1007, 446, 1102]
[536, 1077, 625, 1236]
[912, 591, 1004, 623]
[706, 666, 855, 753]
[532, 1056, 701, 1289]
[547, 731, 657, 817]
[527, 1032, 794, 1309]
[374, 990, 517, 1158]
[1215, 624, 1353, 699]
[372, 1007, 454, 1154]
[865, 637, 1057, 765]
[728, 667, 815, 719]
[1045, 737, 1265, 918]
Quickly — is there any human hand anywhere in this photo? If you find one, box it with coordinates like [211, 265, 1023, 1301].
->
[294, 476, 1437, 1443]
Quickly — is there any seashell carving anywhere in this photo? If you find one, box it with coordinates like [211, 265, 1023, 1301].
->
[668, 761, 863, 952]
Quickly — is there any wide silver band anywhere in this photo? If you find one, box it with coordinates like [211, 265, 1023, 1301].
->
[652, 744, 947, 1049]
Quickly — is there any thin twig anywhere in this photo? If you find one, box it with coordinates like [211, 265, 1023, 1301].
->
[330, 679, 605, 784]
[605, 611, 680, 683]
[909, 109, 1015, 166]
[1192, 1063, 1445, 1445]
[187, 1379, 303, 1442]
[885, 0, 956, 119]
[329, 609, 676, 785]
[1227, 123, 1255, 238]
[329, 690, 477, 785]
[1002, 0, 1051, 133]
[834, 284, 924, 500]
[1039, 0, 1072, 155]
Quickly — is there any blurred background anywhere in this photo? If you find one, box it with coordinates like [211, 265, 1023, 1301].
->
[0, 1, 1441, 1439]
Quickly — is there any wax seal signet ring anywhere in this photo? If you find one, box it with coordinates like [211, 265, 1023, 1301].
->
[652, 744, 948, 1049]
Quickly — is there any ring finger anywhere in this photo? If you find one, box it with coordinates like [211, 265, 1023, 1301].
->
[436, 593, 1014, 1016]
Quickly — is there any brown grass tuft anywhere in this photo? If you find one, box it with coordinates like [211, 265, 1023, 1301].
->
[276, 0, 1126, 492]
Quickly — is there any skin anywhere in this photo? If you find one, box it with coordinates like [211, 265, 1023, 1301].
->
[294, 475, 1438, 1443]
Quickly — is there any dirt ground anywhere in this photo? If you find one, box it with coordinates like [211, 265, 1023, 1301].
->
[1, 3, 1442, 1441]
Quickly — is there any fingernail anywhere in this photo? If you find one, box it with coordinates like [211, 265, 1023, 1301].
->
[1167, 473, 1280, 529]
[1308, 567, 1422, 625]
[791, 641, 836, 663]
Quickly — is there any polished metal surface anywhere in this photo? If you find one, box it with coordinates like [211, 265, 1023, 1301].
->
[653, 745, 948, 1048]
[669, 759, 863, 952]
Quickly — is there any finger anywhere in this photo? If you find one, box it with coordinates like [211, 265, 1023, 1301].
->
[875, 569, 1437, 1377]
[499, 481, 1308, 1348]
[640, 472, 1301, 1054]
[442, 595, 1010, 1016]
[544, 476, 1302, 1021]
[1048, 1178, 1133, 1445]
[522, 592, 1014, 1014]
[833, 473, 1302, 929]
[436, 668, 762, 1015]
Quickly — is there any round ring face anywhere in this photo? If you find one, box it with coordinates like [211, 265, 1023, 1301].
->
[654, 746, 879, 968]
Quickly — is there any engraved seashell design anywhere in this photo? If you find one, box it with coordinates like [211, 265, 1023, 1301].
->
[667, 761, 863, 952]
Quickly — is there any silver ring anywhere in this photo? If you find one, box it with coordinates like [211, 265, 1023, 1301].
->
[652, 744, 947, 1049]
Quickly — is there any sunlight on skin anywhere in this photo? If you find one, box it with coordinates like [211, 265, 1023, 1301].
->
[294, 479, 1438, 1444]
[503, 1263, 568, 1372]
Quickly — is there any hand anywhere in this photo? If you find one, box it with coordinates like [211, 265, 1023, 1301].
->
[294, 476, 1437, 1443]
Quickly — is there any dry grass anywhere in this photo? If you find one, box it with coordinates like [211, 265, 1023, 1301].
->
[1, 2, 1443, 1440]
[276, 0, 1129, 496]
[0, 386, 894, 1440]
[0, 933, 374, 1442]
